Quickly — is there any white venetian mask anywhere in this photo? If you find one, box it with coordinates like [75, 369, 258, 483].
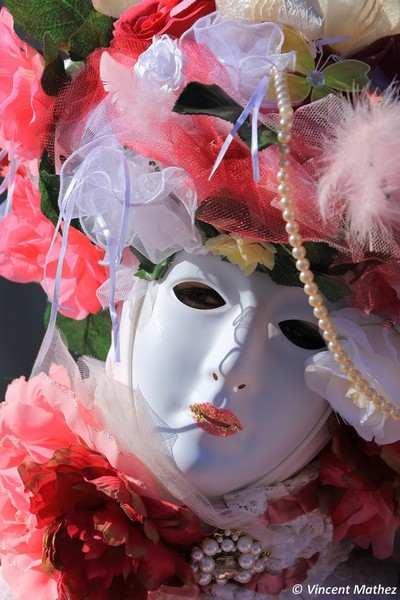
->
[117, 251, 332, 497]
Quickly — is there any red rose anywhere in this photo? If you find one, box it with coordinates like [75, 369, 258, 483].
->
[112, 0, 216, 54]
[19, 444, 203, 599]
[320, 424, 400, 559]
[343, 258, 400, 324]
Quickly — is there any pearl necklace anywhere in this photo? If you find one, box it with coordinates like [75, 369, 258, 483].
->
[272, 67, 400, 422]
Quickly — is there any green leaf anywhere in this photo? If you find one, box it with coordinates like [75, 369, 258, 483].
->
[238, 120, 277, 151]
[264, 243, 342, 302]
[323, 60, 371, 92]
[69, 12, 114, 62]
[45, 305, 112, 360]
[314, 273, 343, 303]
[256, 127, 278, 151]
[303, 242, 338, 273]
[131, 248, 172, 281]
[194, 218, 220, 243]
[135, 258, 172, 281]
[265, 245, 302, 288]
[4, 0, 93, 44]
[174, 82, 244, 124]
[173, 82, 277, 151]
[39, 152, 61, 227]
[65, 60, 85, 78]
[41, 32, 69, 97]
[267, 242, 338, 284]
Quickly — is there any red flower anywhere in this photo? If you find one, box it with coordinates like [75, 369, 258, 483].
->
[342, 258, 400, 324]
[19, 444, 203, 599]
[112, 0, 215, 54]
[320, 423, 400, 558]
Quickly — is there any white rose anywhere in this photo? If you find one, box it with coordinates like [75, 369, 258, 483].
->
[183, 12, 295, 105]
[71, 146, 202, 264]
[92, 0, 139, 18]
[305, 308, 400, 444]
[125, 159, 203, 263]
[134, 35, 184, 92]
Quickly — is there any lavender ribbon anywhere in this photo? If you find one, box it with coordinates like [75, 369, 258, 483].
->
[36, 146, 131, 367]
[209, 75, 270, 183]
[0, 149, 17, 220]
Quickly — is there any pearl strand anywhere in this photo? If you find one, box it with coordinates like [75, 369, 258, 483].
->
[272, 67, 400, 422]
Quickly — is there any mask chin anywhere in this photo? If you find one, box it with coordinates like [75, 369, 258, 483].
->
[108, 251, 332, 499]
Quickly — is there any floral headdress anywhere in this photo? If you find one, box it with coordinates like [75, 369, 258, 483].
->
[1, 0, 400, 598]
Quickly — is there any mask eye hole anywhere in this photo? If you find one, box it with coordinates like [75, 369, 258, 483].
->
[173, 282, 226, 310]
[278, 319, 326, 350]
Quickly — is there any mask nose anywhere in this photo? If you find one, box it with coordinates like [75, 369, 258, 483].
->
[210, 348, 254, 409]
[212, 370, 247, 393]
[211, 305, 268, 402]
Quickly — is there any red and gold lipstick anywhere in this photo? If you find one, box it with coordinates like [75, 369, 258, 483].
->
[189, 403, 243, 437]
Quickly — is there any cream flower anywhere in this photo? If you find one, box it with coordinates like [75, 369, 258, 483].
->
[92, 0, 139, 18]
[205, 234, 276, 276]
[217, 0, 400, 56]
[305, 308, 400, 444]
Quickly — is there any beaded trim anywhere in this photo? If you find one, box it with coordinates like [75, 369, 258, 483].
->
[190, 529, 270, 587]
[272, 67, 400, 422]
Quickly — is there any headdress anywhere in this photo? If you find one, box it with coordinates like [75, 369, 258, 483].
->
[1, 1, 400, 598]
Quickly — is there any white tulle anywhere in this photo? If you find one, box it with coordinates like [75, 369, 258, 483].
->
[183, 12, 295, 107]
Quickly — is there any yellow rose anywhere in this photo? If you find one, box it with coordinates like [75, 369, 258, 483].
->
[205, 234, 276, 276]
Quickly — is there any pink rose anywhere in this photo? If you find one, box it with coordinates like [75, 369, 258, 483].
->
[112, 0, 215, 54]
[0, 366, 160, 599]
[0, 171, 108, 319]
[0, 8, 54, 171]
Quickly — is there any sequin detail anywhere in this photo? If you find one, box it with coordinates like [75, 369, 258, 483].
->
[190, 403, 243, 437]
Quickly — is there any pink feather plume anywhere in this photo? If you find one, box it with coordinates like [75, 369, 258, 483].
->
[318, 92, 400, 259]
[100, 51, 137, 113]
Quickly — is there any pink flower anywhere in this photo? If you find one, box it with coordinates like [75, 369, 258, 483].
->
[0, 8, 54, 171]
[0, 171, 108, 318]
[0, 365, 101, 599]
[0, 365, 184, 599]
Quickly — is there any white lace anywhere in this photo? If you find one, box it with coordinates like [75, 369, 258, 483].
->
[222, 464, 332, 570]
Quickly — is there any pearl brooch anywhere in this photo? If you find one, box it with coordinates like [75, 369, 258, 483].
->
[272, 67, 400, 422]
[190, 530, 270, 587]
